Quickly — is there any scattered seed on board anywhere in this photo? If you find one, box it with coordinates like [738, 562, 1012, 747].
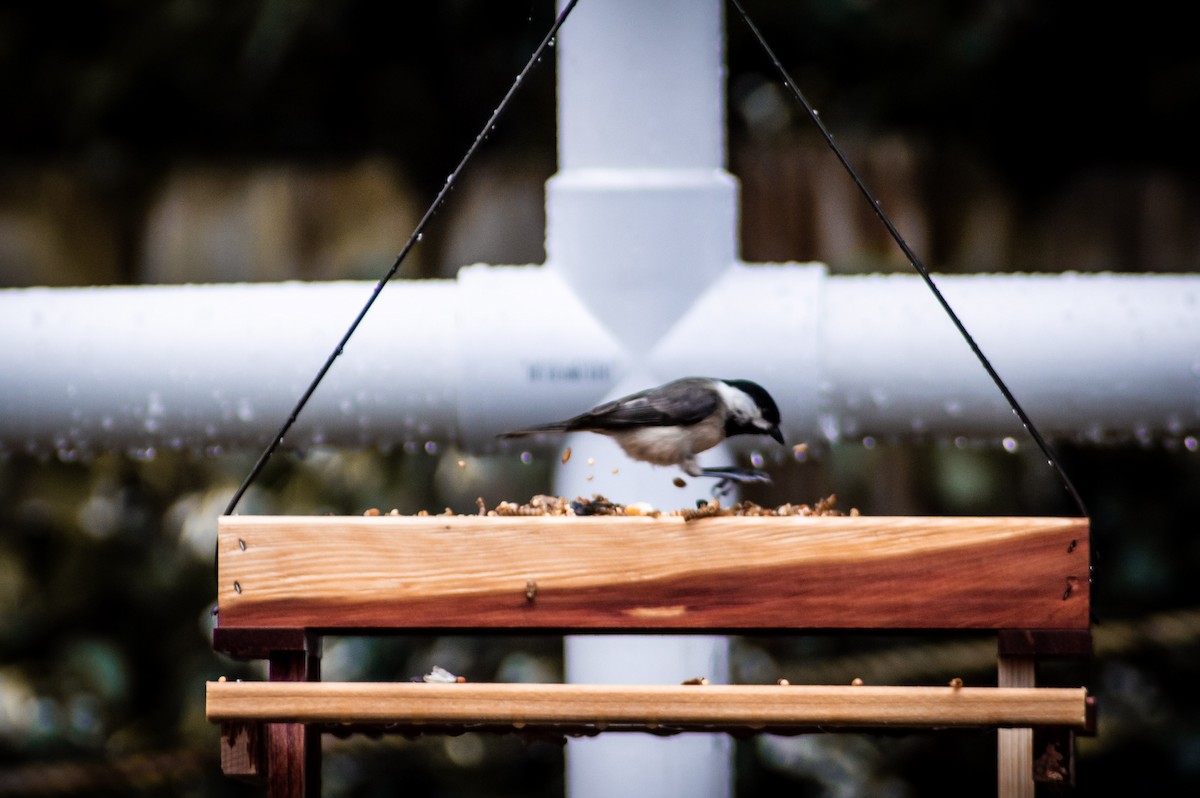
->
[365, 494, 853, 519]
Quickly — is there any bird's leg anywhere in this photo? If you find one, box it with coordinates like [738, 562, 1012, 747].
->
[699, 466, 772, 483]
[698, 466, 772, 497]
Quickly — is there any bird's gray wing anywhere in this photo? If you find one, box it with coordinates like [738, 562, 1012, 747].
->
[577, 378, 718, 429]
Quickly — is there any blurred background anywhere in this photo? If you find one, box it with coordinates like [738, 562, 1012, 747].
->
[1, 0, 1198, 794]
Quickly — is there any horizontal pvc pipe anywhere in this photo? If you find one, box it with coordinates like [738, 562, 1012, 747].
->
[1, 269, 1196, 459]
[822, 271, 1200, 446]
[0, 281, 458, 458]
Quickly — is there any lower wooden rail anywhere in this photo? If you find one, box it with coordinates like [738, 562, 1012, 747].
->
[207, 681, 1090, 732]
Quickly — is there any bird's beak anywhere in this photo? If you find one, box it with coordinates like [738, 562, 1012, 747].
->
[769, 425, 785, 445]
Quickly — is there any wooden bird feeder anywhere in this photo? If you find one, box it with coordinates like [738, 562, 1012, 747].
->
[207, 512, 1093, 798]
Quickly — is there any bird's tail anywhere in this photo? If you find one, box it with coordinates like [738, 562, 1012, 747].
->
[496, 422, 572, 440]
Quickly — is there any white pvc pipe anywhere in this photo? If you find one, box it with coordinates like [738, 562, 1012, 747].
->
[0, 281, 457, 458]
[661, 267, 1200, 447]
[562, 634, 732, 798]
[551, 2, 737, 795]
[825, 271, 1200, 445]
[555, 0, 724, 171]
[545, 168, 739, 347]
[553, 367, 739, 798]
[2, 269, 1197, 457]
[546, 0, 737, 349]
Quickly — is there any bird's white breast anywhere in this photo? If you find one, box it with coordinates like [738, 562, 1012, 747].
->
[609, 415, 725, 466]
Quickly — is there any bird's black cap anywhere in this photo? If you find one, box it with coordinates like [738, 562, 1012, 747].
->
[723, 379, 781, 425]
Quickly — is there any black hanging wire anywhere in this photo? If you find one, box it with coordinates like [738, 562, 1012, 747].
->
[729, 0, 1089, 519]
[222, 0, 580, 516]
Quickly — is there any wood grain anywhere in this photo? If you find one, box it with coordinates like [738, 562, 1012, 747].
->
[216, 515, 1089, 631]
[218, 721, 262, 781]
[266, 649, 319, 798]
[206, 681, 1090, 730]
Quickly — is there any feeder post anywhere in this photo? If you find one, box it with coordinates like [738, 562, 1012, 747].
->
[264, 634, 322, 798]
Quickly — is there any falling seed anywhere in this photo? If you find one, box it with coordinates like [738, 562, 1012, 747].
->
[586, 475, 594, 481]
[586, 457, 595, 466]
[792, 443, 808, 455]
[457, 459, 467, 469]
[561, 447, 572, 464]
[611, 468, 619, 475]
[673, 477, 687, 488]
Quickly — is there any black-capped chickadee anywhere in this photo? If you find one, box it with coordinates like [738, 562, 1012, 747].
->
[499, 377, 785, 491]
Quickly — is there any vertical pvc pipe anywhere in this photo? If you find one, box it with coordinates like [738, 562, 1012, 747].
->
[554, 0, 724, 171]
[557, 399, 735, 798]
[547, 0, 738, 348]
[552, 2, 737, 795]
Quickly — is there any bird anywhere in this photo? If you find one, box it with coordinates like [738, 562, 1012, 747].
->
[498, 377, 785, 493]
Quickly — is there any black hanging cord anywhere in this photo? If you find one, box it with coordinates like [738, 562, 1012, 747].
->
[729, 0, 1088, 518]
[223, 0, 580, 516]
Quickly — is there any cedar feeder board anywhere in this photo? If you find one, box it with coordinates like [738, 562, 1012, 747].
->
[212, 512, 1089, 635]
